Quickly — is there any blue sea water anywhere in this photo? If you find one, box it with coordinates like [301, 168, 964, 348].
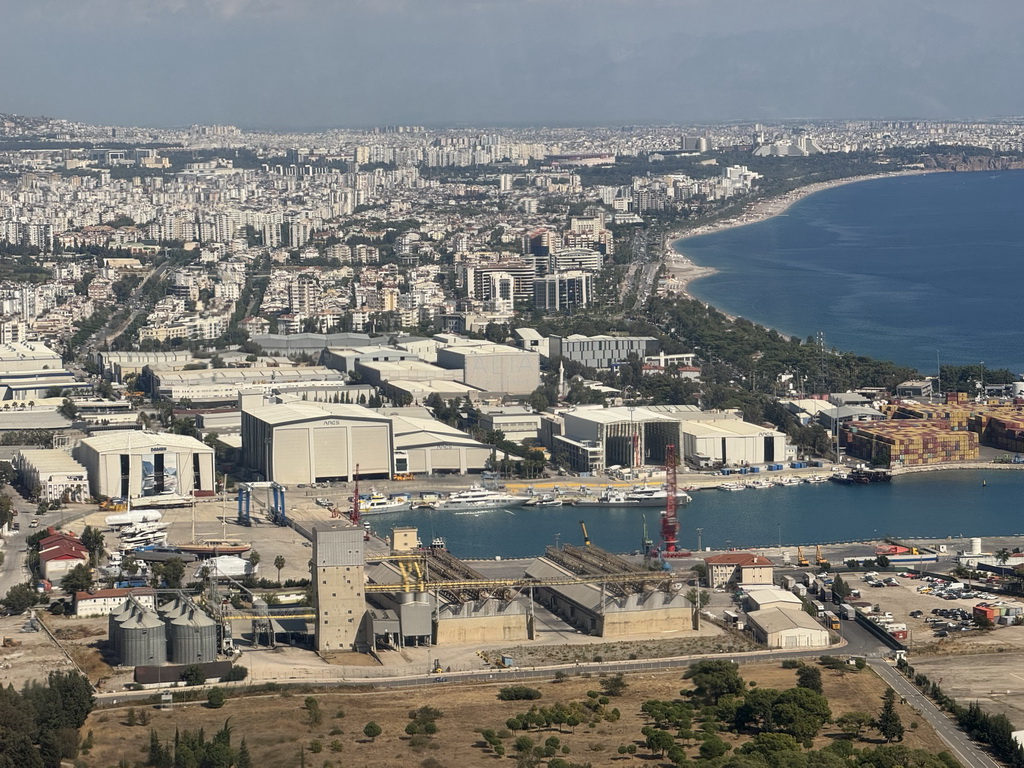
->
[674, 170, 1024, 374]
[368, 470, 1024, 558]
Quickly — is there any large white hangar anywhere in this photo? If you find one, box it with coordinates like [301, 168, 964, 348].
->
[390, 412, 495, 475]
[73, 431, 216, 501]
[241, 402, 394, 484]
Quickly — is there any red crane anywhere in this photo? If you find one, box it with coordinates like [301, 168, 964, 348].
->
[350, 464, 361, 526]
[661, 444, 679, 553]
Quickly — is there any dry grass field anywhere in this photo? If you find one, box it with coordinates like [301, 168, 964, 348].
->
[80, 660, 951, 768]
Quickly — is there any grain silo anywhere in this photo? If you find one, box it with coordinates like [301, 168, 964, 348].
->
[168, 605, 217, 664]
[119, 608, 167, 667]
[109, 598, 140, 661]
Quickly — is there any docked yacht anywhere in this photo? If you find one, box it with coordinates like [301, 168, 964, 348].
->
[431, 485, 531, 511]
[356, 491, 412, 515]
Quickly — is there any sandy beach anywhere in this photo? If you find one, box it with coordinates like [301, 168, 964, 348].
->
[659, 169, 937, 301]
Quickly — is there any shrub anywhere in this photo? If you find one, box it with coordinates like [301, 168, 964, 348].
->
[206, 687, 226, 709]
[309, 740, 323, 753]
[498, 686, 542, 701]
[224, 665, 248, 682]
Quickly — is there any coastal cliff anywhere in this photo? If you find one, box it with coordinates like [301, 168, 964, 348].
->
[922, 153, 1024, 172]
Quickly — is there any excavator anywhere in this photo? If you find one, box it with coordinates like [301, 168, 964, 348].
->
[815, 545, 830, 568]
[796, 546, 810, 567]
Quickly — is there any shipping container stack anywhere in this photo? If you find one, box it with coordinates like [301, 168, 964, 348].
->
[843, 419, 980, 467]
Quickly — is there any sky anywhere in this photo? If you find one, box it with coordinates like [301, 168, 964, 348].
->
[2, 0, 1024, 129]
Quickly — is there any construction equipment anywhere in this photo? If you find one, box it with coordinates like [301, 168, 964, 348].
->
[797, 546, 810, 567]
[815, 545, 829, 566]
[580, 520, 592, 548]
[641, 514, 653, 556]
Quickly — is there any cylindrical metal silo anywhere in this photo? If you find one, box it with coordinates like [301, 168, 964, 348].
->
[169, 607, 217, 665]
[110, 599, 143, 662]
[120, 610, 167, 667]
[970, 537, 983, 555]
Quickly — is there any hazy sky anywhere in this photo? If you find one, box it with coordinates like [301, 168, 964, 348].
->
[3, 0, 1023, 129]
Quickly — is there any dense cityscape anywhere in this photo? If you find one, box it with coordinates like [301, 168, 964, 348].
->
[3, 109, 1024, 768]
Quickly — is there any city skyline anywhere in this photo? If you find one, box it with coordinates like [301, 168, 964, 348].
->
[3, 0, 1024, 130]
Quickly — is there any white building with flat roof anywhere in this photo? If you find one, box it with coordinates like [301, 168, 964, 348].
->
[14, 449, 90, 503]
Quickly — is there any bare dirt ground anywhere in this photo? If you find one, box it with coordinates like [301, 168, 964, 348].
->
[911, 653, 1024, 728]
[80, 661, 948, 768]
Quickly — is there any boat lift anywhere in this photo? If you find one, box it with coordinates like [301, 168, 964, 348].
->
[237, 482, 288, 527]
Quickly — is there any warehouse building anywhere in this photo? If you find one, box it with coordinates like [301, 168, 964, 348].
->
[73, 431, 216, 500]
[745, 606, 830, 649]
[558, 405, 681, 472]
[240, 400, 394, 484]
[549, 334, 659, 370]
[321, 346, 422, 373]
[147, 366, 345, 403]
[0, 341, 89, 401]
[14, 449, 90, 503]
[436, 342, 540, 395]
[390, 412, 494, 475]
[673, 413, 790, 467]
[478, 405, 542, 443]
[524, 545, 692, 637]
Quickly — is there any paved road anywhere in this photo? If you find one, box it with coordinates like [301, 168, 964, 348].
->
[870, 659, 1001, 768]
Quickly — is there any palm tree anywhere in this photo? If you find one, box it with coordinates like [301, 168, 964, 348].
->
[996, 548, 1012, 566]
[249, 550, 261, 574]
[274, 555, 285, 586]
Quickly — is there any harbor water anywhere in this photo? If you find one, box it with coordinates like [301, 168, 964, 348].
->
[675, 170, 1024, 373]
[367, 470, 1024, 559]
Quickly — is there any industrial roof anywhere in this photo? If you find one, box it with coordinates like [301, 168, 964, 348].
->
[0, 342, 61, 363]
[524, 557, 603, 612]
[564, 406, 674, 425]
[245, 402, 390, 427]
[677, 419, 784, 439]
[78, 431, 212, 453]
[745, 606, 828, 634]
[0, 412, 73, 431]
[16, 449, 88, 475]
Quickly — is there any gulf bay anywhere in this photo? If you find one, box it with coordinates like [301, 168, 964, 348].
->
[367, 470, 1023, 558]
[674, 170, 1024, 374]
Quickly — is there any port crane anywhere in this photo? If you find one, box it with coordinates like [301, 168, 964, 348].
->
[660, 444, 680, 555]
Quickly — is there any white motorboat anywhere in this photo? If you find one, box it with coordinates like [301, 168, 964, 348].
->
[717, 482, 746, 491]
[747, 479, 774, 489]
[432, 485, 531, 511]
[355, 491, 412, 515]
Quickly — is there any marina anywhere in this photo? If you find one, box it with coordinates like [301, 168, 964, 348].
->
[363, 469, 1024, 559]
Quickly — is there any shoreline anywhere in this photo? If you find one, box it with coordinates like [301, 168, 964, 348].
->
[659, 169, 938, 304]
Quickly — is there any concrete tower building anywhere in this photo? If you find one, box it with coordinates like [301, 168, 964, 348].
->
[312, 525, 367, 653]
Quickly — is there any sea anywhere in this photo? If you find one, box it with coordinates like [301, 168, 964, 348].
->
[374, 171, 1024, 558]
[674, 169, 1024, 374]
[368, 469, 1023, 559]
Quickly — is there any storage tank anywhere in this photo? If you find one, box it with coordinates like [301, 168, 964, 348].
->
[119, 609, 167, 667]
[970, 537, 983, 555]
[169, 607, 217, 664]
[1012, 381, 1024, 397]
[109, 598, 141, 661]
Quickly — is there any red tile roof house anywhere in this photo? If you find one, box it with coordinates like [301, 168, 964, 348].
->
[38, 531, 90, 582]
[704, 553, 775, 589]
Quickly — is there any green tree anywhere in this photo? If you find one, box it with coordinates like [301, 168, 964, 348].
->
[772, 687, 831, 742]
[274, 555, 285, 586]
[796, 664, 823, 694]
[684, 659, 745, 704]
[248, 550, 261, 573]
[181, 665, 206, 686]
[700, 733, 728, 759]
[207, 688, 226, 709]
[835, 711, 873, 738]
[2, 583, 39, 613]
[645, 729, 675, 757]
[236, 739, 253, 768]
[876, 689, 905, 743]
[60, 563, 93, 596]
[832, 574, 852, 599]
[363, 721, 382, 742]
[80, 526, 105, 566]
